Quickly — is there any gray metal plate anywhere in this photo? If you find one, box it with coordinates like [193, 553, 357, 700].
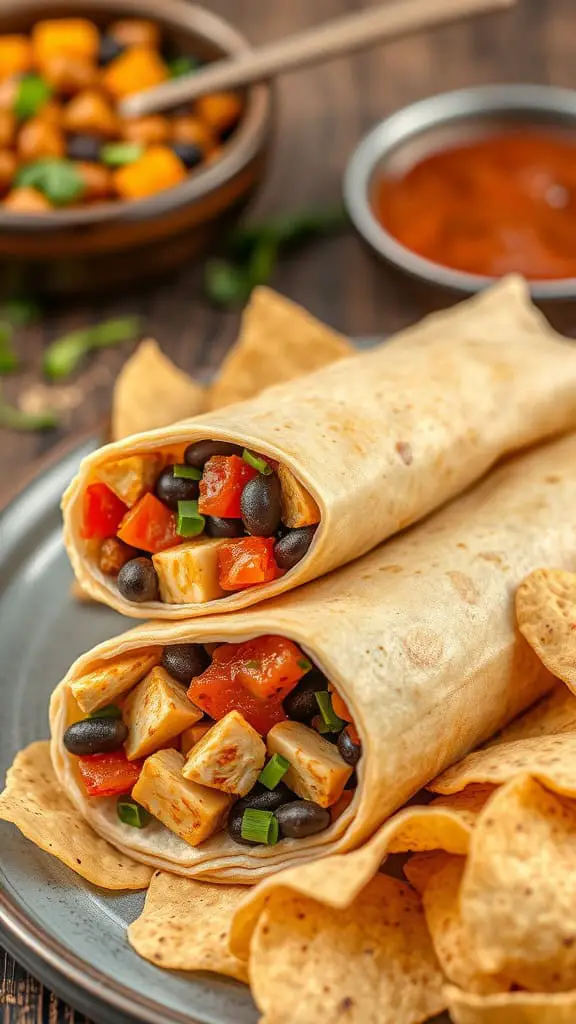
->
[0, 439, 258, 1024]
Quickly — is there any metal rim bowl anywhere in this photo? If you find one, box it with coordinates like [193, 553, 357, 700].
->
[344, 84, 576, 302]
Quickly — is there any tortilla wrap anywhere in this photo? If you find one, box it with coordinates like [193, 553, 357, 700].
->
[51, 432, 576, 883]
[63, 276, 576, 619]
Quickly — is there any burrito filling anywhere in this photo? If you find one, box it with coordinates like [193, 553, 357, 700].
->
[62, 636, 360, 847]
[80, 441, 320, 604]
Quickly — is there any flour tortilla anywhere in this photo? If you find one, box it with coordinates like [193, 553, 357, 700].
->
[51, 432, 576, 882]
[62, 275, 576, 619]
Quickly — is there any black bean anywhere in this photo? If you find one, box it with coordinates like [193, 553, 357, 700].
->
[240, 474, 281, 537]
[345, 771, 358, 790]
[155, 465, 199, 511]
[283, 670, 328, 723]
[205, 515, 245, 539]
[171, 142, 203, 169]
[98, 34, 125, 65]
[337, 726, 362, 766]
[63, 717, 128, 756]
[227, 783, 292, 846]
[274, 526, 317, 570]
[67, 134, 102, 162]
[275, 800, 330, 839]
[161, 644, 209, 684]
[184, 439, 243, 469]
[117, 558, 159, 603]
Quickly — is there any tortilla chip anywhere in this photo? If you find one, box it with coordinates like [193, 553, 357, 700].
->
[430, 734, 576, 799]
[111, 338, 207, 440]
[460, 775, 576, 991]
[0, 742, 152, 890]
[128, 871, 248, 982]
[249, 874, 446, 1024]
[490, 683, 576, 743]
[208, 287, 353, 410]
[230, 793, 484, 961]
[516, 569, 576, 692]
[446, 985, 576, 1023]
[409, 853, 509, 995]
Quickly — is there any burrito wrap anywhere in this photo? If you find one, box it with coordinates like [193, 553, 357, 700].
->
[63, 277, 576, 618]
[51, 432, 576, 883]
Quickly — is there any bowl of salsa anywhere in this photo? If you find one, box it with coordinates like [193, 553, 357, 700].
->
[344, 84, 576, 302]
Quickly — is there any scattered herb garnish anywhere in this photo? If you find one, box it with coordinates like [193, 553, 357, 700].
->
[14, 74, 53, 121]
[168, 56, 199, 78]
[297, 657, 312, 673]
[43, 316, 142, 380]
[204, 204, 349, 308]
[0, 384, 58, 431]
[2, 298, 42, 327]
[100, 142, 144, 167]
[16, 158, 84, 206]
[117, 797, 151, 829]
[241, 808, 279, 845]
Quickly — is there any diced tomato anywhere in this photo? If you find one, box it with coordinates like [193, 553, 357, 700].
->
[188, 658, 287, 735]
[218, 536, 281, 591]
[82, 483, 128, 541]
[77, 751, 143, 798]
[198, 455, 256, 518]
[212, 636, 309, 702]
[117, 492, 180, 553]
[328, 682, 353, 723]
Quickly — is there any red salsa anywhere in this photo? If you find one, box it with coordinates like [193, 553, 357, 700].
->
[372, 129, 576, 280]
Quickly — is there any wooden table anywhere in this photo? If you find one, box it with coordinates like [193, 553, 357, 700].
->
[0, 0, 573, 1019]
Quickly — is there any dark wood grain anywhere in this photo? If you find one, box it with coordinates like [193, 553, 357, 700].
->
[1, 0, 575, 1019]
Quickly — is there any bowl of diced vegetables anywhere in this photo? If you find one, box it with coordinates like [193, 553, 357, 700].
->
[0, 0, 273, 296]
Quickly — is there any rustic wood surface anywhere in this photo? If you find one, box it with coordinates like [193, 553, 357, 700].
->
[0, 0, 573, 1019]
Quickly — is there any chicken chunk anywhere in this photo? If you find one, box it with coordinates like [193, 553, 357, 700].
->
[71, 649, 160, 713]
[267, 720, 352, 807]
[277, 464, 320, 529]
[97, 454, 161, 507]
[153, 537, 228, 604]
[182, 710, 266, 796]
[132, 748, 232, 846]
[123, 665, 203, 760]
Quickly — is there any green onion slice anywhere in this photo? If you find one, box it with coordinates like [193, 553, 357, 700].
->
[311, 714, 331, 735]
[258, 754, 290, 790]
[315, 691, 345, 732]
[177, 499, 205, 537]
[173, 464, 202, 480]
[15, 75, 52, 120]
[100, 142, 144, 167]
[88, 704, 122, 720]
[297, 657, 312, 673]
[169, 55, 200, 78]
[242, 449, 272, 475]
[117, 797, 151, 829]
[241, 808, 279, 845]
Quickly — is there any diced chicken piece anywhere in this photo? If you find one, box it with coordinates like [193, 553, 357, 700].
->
[182, 710, 265, 796]
[277, 464, 320, 528]
[71, 649, 160, 713]
[123, 665, 203, 760]
[153, 537, 228, 604]
[180, 721, 212, 757]
[98, 454, 161, 507]
[132, 748, 232, 846]
[267, 720, 352, 808]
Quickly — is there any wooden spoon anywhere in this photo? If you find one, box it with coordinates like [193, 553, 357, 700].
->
[120, 0, 515, 118]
